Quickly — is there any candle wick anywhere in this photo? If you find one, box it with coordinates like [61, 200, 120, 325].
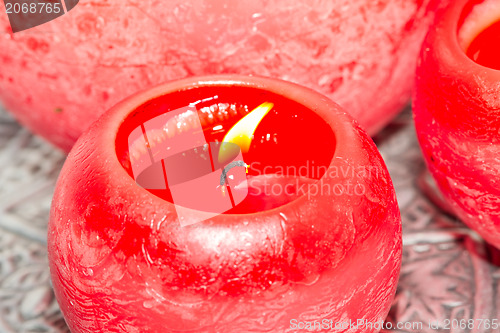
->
[220, 160, 248, 187]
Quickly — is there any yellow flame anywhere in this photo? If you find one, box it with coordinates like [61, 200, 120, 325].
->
[218, 102, 274, 163]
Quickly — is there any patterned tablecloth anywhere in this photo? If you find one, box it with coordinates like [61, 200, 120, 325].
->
[0, 103, 498, 333]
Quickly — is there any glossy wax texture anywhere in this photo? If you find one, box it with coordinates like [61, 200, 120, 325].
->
[48, 76, 402, 333]
[0, 0, 445, 151]
[414, 0, 500, 247]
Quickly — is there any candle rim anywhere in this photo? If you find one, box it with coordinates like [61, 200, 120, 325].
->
[446, 0, 500, 74]
[92, 75, 368, 223]
[415, 0, 500, 136]
[457, 0, 500, 54]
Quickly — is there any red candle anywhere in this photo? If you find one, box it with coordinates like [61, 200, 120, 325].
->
[414, 0, 500, 247]
[48, 75, 401, 332]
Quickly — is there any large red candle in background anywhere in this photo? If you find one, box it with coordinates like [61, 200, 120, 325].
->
[0, 0, 446, 151]
[48, 75, 401, 332]
[413, 0, 500, 247]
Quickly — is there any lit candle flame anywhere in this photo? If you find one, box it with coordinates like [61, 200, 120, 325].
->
[218, 102, 274, 164]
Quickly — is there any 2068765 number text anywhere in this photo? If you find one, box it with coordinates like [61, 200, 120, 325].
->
[437, 319, 499, 330]
[5, 2, 61, 14]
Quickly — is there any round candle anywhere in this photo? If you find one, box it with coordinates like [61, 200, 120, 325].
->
[0, 0, 445, 151]
[414, 0, 500, 247]
[48, 75, 402, 332]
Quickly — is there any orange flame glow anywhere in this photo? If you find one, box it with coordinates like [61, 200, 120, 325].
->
[218, 102, 274, 163]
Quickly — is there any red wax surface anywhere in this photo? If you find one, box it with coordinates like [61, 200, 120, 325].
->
[136, 89, 335, 213]
[414, 0, 500, 248]
[466, 19, 500, 70]
[0, 0, 446, 151]
[48, 76, 402, 332]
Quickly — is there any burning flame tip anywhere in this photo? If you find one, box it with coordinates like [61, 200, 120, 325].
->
[218, 102, 274, 162]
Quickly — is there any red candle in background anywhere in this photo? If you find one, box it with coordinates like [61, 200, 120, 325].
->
[48, 75, 402, 332]
[0, 0, 446, 151]
[414, 0, 500, 247]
